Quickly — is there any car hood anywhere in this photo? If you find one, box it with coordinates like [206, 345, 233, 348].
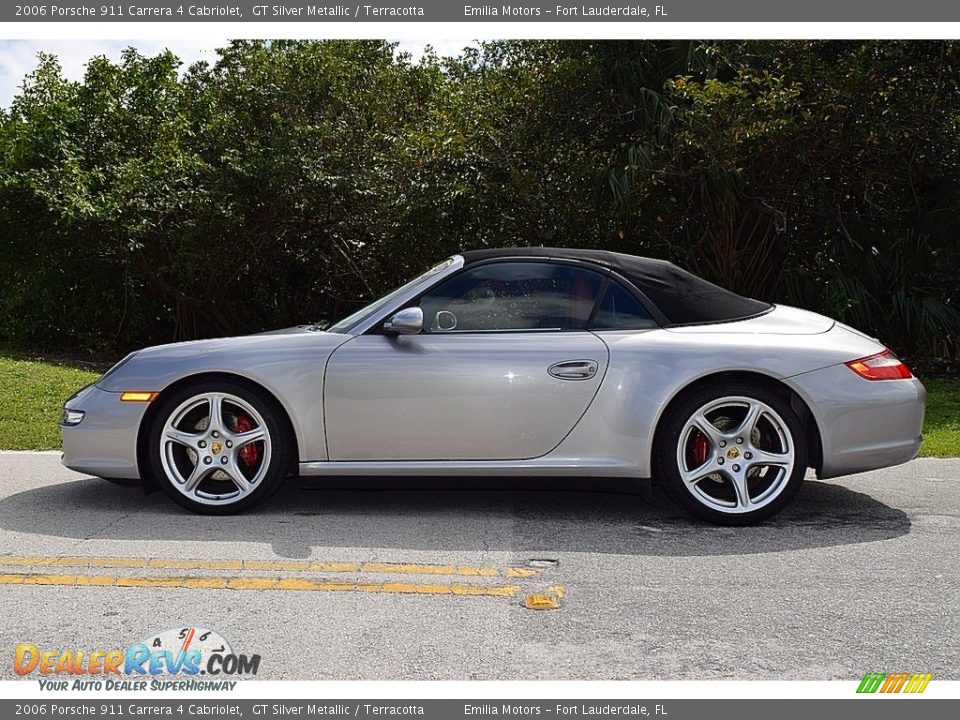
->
[95, 327, 349, 392]
[255, 325, 319, 336]
[664, 304, 834, 335]
[128, 325, 319, 358]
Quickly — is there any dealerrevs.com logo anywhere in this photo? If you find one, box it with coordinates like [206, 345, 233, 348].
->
[14, 626, 260, 691]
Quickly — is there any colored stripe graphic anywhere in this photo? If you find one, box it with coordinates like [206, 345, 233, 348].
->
[890, 673, 909, 693]
[857, 672, 932, 694]
[906, 673, 933, 693]
[857, 673, 886, 693]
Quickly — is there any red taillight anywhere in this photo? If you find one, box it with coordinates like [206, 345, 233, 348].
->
[845, 350, 913, 381]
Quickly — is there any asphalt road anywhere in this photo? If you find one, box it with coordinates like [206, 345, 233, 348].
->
[0, 452, 957, 681]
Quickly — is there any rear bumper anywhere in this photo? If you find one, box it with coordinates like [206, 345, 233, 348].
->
[60, 383, 146, 479]
[787, 365, 926, 479]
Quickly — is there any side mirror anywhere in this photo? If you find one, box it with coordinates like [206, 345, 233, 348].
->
[383, 307, 423, 335]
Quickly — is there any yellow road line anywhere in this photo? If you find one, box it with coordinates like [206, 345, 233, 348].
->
[505, 567, 539, 578]
[0, 555, 538, 578]
[0, 572, 521, 598]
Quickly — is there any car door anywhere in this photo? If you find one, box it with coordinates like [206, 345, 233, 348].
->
[323, 260, 610, 461]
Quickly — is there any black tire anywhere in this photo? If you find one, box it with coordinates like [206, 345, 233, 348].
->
[653, 381, 808, 525]
[147, 380, 290, 515]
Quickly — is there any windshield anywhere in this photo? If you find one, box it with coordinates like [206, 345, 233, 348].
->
[326, 258, 455, 334]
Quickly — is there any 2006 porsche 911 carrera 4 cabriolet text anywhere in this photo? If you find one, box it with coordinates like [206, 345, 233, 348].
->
[60, 248, 926, 524]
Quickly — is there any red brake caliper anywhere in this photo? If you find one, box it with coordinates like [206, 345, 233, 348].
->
[233, 414, 261, 467]
[693, 431, 709, 467]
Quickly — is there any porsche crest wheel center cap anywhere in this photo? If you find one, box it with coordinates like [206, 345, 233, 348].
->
[211, 441, 223, 456]
[726, 447, 740, 460]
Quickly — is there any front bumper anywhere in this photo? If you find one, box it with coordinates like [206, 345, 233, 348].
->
[60, 383, 148, 479]
[788, 364, 926, 479]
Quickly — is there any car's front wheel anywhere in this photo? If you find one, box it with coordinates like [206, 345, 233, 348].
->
[147, 381, 289, 514]
[655, 382, 808, 525]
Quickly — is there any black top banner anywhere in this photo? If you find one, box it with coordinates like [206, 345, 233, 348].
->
[5, 1, 960, 22]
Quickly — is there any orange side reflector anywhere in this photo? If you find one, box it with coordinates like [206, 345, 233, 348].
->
[119, 392, 158, 402]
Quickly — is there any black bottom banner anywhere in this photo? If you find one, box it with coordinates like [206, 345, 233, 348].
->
[3, 699, 957, 720]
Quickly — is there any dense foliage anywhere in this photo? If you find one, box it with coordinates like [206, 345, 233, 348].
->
[1, 40, 958, 356]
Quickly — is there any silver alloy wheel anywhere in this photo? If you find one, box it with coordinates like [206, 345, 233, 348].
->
[676, 395, 795, 515]
[159, 392, 272, 506]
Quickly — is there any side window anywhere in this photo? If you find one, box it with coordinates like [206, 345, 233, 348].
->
[419, 262, 604, 333]
[590, 281, 657, 330]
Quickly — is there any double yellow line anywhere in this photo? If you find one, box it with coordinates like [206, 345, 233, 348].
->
[0, 554, 561, 604]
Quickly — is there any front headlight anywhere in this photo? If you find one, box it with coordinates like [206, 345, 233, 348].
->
[60, 408, 85, 427]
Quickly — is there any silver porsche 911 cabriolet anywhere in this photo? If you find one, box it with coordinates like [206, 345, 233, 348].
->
[60, 247, 926, 524]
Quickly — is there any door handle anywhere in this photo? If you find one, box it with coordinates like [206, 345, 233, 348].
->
[548, 359, 599, 380]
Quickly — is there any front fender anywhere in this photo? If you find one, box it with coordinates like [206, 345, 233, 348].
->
[96, 330, 352, 463]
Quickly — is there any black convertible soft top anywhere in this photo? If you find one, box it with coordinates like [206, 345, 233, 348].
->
[460, 247, 772, 326]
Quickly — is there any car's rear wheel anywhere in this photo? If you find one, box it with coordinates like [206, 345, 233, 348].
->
[147, 381, 289, 514]
[655, 382, 807, 525]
